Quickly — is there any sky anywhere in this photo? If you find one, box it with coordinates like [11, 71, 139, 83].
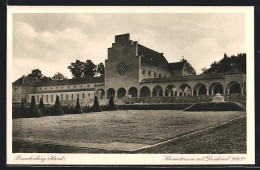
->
[12, 12, 246, 81]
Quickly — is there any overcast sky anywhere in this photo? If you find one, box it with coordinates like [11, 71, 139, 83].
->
[12, 13, 245, 81]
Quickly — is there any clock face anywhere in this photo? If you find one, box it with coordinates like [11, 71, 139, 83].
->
[117, 63, 127, 75]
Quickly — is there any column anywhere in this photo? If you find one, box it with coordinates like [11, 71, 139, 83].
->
[206, 89, 209, 95]
[211, 90, 214, 95]
[196, 91, 199, 96]
[137, 90, 140, 98]
[191, 90, 193, 96]
[163, 90, 165, 97]
[177, 91, 179, 96]
[241, 88, 244, 94]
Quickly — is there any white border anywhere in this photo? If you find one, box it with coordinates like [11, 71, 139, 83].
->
[7, 6, 255, 165]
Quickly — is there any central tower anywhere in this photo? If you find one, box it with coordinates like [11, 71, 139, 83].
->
[105, 34, 141, 96]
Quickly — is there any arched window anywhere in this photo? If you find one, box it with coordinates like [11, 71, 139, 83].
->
[142, 69, 145, 75]
[148, 71, 151, 76]
[154, 72, 157, 77]
[159, 74, 162, 78]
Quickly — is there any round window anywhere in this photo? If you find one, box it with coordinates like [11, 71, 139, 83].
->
[117, 63, 127, 75]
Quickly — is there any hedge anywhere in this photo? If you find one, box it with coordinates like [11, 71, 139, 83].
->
[184, 102, 246, 111]
[117, 103, 192, 110]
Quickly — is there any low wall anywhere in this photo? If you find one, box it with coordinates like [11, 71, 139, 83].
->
[122, 94, 246, 104]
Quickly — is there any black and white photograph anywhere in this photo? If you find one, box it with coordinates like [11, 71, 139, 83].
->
[7, 6, 255, 165]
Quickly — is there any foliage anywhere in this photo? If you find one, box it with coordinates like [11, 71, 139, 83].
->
[52, 72, 68, 80]
[180, 58, 196, 75]
[202, 53, 246, 74]
[107, 96, 117, 111]
[28, 96, 42, 118]
[96, 62, 105, 76]
[27, 69, 43, 79]
[40, 76, 52, 82]
[91, 96, 102, 112]
[117, 103, 191, 110]
[67, 59, 105, 78]
[184, 102, 246, 111]
[75, 98, 82, 114]
[84, 60, 96, 78]
[82, 105, 92, 113]
[52, 96, 64, 115]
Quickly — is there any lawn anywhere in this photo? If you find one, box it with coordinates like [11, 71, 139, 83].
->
[13, 110, 246, 152]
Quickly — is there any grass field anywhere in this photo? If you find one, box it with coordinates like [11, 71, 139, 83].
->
[13, 110, 246, 153]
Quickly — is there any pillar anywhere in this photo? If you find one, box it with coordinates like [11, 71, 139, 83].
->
[211, 89, 214, 95]
[196, 91, 199, 96]
[177, 91, 179, 96]
[241, 88, 244, 94]
[137, 90, 140, 98]
[206, 89, 209, 95]
[191, 90, 193, 96]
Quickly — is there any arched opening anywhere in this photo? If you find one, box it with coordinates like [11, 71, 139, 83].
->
[179, 84, 192, 96]
[194, 83, 207, 95]
[117, 88, 126, 99]
[152, 85, 163, 97]
[107, 88, 115, 99]
[165, 85, 176, 96]
[209, 82, 224, 95]
[128, 87, 138, 97]
[140, 86, 151, 97]
[97, 89, 105, 100]
[228, 81, 241, 94]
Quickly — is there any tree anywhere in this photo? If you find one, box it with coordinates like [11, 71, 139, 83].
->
[84, 60, 96, 78]
[96, 62, 105, 76]
[91, 96, 102, 112]
[68, 59, 98, 78]
[52, 72, 68, 80]
[75, 97, 82, 114]
[180, 58, 196, 75]
[67, 60, 86, 79]
[28, 69, 43, 79]
[20, 98, 25, 117]
[107, 96, 117, 111]
[28, 96, 42, 118]
[52, 96, 64, 116]
[41, 76, 52, 82]
[202, 53, 246, 74]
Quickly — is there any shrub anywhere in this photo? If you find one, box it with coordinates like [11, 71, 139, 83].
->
[107, 96, 117, 111]
[91, 96, 102, 112]
[184, 102, 246, 111]
[38, 98, 47, 116]
[75, 98, 82, 114]
[52, 96, 64, 116]
[61, 106, 75, 114]
[117, 103, 191, 110]
[19, 98, 26, 117]
[28, 96, 42, 118]
[82, 105, 91, 113]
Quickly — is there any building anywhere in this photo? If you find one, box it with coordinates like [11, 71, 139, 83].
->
[12, 33, 246, 105]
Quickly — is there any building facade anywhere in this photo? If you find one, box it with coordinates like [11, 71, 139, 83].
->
[12, 33, 246, 105]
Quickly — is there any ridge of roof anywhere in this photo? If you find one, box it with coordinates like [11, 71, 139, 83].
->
[35, 76, 105, 87]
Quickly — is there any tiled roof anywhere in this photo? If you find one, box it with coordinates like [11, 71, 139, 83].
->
[140, 73, 225, 84]
[167, 62, 184, 71]
[30, 88, 95, 94]
[35, 76, 104, 87]
[138, 44, 168, 67]
[12, 76, 40, 86]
